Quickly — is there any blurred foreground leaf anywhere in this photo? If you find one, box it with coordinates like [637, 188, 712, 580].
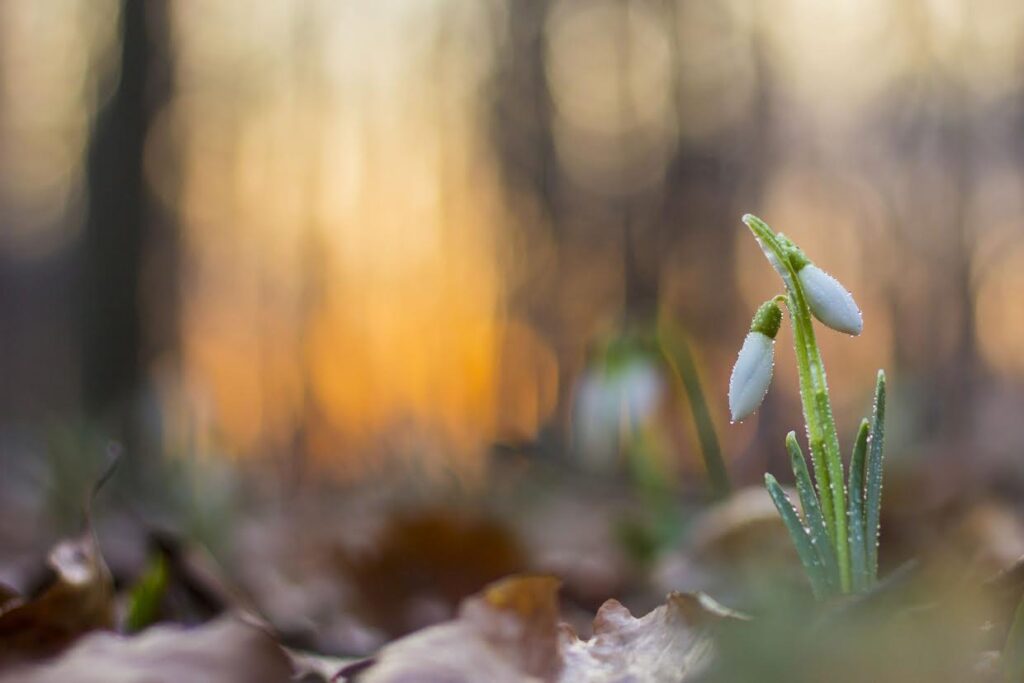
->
[355, 575, 561, 682]
[0, 530, 113, 664]
[353, 574, 745, 683]
[559, 592, 746, 683]
[1003, 594, 1024, 681]
[0, 615, 291, 683]
[337, 508, 526, 636]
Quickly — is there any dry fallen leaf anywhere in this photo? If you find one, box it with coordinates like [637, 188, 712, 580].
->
[654, 486, 804, 599]
[558, 592, 747, 683]
[688, 486, 796, 569]
[352, 575, 745, 683]
[0, 614, 293, 683]
[287, 647, 362, 682]
[0, 530, 114, 664]
[0, 584, 19, 613]
[337, 508, 527, 636]
[356, 575, 562, 683]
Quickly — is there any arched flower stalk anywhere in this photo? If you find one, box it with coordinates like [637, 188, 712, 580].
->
[729, 214, 887, 597]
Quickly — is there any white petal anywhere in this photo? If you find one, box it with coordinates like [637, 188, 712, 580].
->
[618, 360, 664, 423]
[572, 360, 665, 472]
[798, 264, 863, 335]
[573, 371, 619, 471]
[728, 332, 775, 422]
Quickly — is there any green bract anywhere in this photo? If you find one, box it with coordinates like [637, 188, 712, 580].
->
[736, 214, 887, 597]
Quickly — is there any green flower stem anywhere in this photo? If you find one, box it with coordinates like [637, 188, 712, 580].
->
[744, 215, 851, 593]
[790, 301, 833, 537]
[788, 285, 851, 594]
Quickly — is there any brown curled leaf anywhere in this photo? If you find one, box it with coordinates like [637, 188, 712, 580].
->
[0, 530, 114, 664]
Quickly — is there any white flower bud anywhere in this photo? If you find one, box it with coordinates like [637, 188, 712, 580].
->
[798, 264, 863, 336]
[729, 331, 775, 422]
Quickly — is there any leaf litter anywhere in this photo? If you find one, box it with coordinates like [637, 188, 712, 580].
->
[351, 575, 747, 683]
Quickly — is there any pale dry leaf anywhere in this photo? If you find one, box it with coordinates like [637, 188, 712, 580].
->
[286, 647, 361, 682]
[687, 485, 802, 584]
[353, 576, 744, 683]
[0, 614, 292, 683]
[337, 508, 527, 637]
[558, 592, 747, 683]
[0, 583, 20, 613]
[356, 575, 562, 683]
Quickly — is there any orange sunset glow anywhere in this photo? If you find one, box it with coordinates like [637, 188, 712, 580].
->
[3, 0, 1024, 480]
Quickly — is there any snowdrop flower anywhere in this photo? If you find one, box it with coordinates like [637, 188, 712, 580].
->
[797, 264, 863, 336]
[729, 301, 782, 422]
[574, 354, 664, 472]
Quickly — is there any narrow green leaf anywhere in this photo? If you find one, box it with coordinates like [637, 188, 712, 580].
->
[657, 321, 729, 499]
[847, 419, 870, 592]
[785, 432, 838, 594]
[864, 370, 887, 580]
[765, 473, 829, 599]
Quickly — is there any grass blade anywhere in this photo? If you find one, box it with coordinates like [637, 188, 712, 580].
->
[1004, 593, 1024, 681]
[658, 321, 730, 499]
[765, 473, 829, 598]
[125, 552, 169, 633]
[1003, 589, 1024, 679]
[864, 370, 887, 580]
[785, 431, 838, 595]
[847, 419, 870, 592]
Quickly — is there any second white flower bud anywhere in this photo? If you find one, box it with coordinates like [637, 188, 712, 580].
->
[729, 301, 781, 422]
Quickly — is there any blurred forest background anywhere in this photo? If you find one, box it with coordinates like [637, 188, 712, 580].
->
[4, 0, 1024, 653]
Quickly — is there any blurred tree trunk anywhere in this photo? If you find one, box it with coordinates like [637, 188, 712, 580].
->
[81, 0, 175, 453]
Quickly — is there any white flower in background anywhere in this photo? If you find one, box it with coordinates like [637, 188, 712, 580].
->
[573, 356, 664, 472]
[797, 264, 863, 336]
[728, 301, 781, 422]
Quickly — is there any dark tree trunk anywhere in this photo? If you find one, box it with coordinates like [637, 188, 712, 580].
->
[81, 0, 175, 450]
